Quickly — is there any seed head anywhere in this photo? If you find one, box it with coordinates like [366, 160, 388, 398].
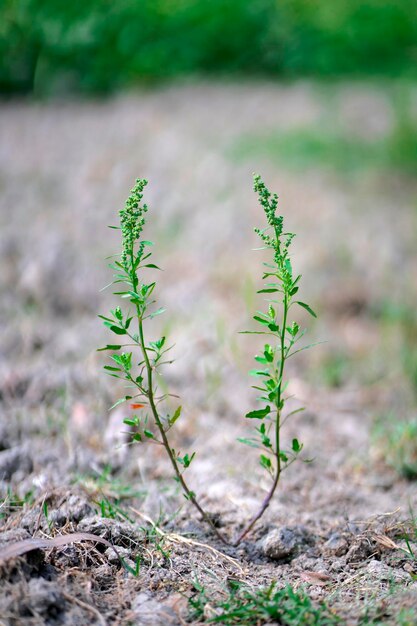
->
[119, 178, 148, 268]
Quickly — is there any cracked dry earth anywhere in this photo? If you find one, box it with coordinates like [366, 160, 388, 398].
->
[1, 81, 417, 625]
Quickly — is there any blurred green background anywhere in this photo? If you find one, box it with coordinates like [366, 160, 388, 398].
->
[1, 0, 416, 95]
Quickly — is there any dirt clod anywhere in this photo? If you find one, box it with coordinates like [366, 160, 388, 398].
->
[131, 592, 179, 625]
[0, 446, 33, 480]
[260, 526, 315, 561]
[323, 532, 349, 557]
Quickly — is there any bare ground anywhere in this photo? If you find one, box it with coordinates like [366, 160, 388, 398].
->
[1, 81, 417, 625]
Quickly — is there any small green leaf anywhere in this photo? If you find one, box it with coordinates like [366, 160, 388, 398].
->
[104, 322, 127, 335]
[249, 369, 270, 377]
[103, 365, 121, 372]
[123, 418, 139, 427]
[245, 406, 271, 419]
[253, 315, 270, 326]
[260, 454, 272, 471]
[169, 405, 182, 426]
[296, 301, 317, 318]
[237, 437, 260, 448]
[292, 438, 302, 452]
[257, 288, 278, 294]
[149, 307, 166, 319]
[110, 395, 132, 410]
[144, 430, 154, 439]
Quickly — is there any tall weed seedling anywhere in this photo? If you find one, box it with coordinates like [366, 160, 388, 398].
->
[99, 179, 228, 543]
[234, 175, 316, 543]
[100, 176, 316, 545]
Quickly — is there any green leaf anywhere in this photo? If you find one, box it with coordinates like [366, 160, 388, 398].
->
[237, 437, 260, 449]
[97, 344, 122, 351]
[104, 322, 127, 335]
[177, 452, 195, 468]
[249, 369, 270, 377]
[103, 365, 121, 372]
[292, 438, 302, 452]
[260, 454, 272, 471]
[169, 405, 182, 426]
[253, 315, 270, 326]
[110, 395, 132, 410]
[144, 263, 161, 270]
[123, 418, 139, 427]
[257, 288, 278, 294]
[149, 307, 166, 319]
[245, 406, 271, 419]
[296, 301, 317, 318]
[144, 430, 154, 439]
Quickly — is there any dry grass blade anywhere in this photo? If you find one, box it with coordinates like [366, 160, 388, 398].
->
[130, 508, 245, 574]
[373, 534, 400, 550]
[0, 532, 121, 564]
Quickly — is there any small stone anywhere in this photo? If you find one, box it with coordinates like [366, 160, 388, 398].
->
[260, 526, 314, 561]
[345, 538, 375, 564]
[367, 559, 409, 583]
[324, 533, 349, 557]
[104, 545, 131, 565]
[132, 592, 178, 625]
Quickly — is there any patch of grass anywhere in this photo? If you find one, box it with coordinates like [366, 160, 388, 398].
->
[375, 300, 417, 399]
[0, 488, 34, 521]
[95, 495, 134, 523]
[75, 464, 146, 500]
[188, 580, 340, 625]
[372, 415, 417, 480]
[359, 607, 417, 626]
[232, 86, 417, 178]
[314, 351, 351, 389]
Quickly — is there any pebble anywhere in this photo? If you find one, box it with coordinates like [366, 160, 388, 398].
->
[260, 526, 314, 561]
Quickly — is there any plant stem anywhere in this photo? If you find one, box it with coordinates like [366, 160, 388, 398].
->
[233, 295, 289, 546]
[135, 308, 229, 545]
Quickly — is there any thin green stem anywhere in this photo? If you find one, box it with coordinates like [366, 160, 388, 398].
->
[233, 294, 288, 546]
[134, 303, 229, 544]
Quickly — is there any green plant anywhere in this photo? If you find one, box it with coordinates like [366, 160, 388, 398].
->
[0, 488, 34, 521]
[99, 178, 228, 544]
[188, 580, 340, 625]
[100, 175, 315, 545]
[372, 416, 417, 480]
[234, 175, 316, 543]
[232, 84, 417, 179]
